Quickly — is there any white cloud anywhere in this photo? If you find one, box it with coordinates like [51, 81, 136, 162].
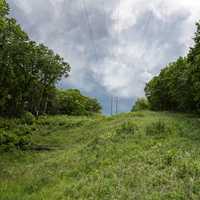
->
[99, 0, 200, 97]
[8, 0, 200, 101]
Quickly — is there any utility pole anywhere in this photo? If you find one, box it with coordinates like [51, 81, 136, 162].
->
[115, 96, 118, 114]
[110, 96, 113, 115]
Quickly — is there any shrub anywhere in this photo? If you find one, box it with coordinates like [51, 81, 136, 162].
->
[14, 125, 33, 136]
[15, 135, 30, 150]
[0, 130, 14, 145]
[0, 130, 31, 151]
[21, 112, 35, 125]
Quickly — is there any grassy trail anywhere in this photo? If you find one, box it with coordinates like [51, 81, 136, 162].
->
[1, 111, 200, 199]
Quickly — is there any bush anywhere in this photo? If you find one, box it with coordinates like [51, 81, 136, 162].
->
[0, 130, 31, 151]
[0, 130, 14, 145]
[21, 112, 35, 125]
[0, 118, 18, 130]
[14, 125, 33, 136]
[131, 98, 150, 112]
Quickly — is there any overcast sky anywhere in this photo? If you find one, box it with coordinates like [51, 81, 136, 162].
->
[7, 0, 200, 114]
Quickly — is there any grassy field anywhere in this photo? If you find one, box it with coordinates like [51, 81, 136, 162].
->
[1, 111, 200, 199]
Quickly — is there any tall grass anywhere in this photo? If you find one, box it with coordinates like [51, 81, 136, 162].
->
[1, 111, 200, 199]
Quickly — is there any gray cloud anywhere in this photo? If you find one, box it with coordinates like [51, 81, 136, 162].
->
[7, 0, 200, 113]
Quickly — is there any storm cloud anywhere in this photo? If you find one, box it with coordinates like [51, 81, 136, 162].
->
[7, 0, 200, 113]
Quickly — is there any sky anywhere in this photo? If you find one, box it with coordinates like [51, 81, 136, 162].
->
[7, 0, 200, 114]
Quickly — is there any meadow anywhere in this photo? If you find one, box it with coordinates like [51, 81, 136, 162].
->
[1, 111, 200, 200]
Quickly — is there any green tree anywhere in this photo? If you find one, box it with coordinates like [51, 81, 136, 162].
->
[131, 98, 149, 112]
[0, 1, 70, 116]
[0, 0, 9, 17]
[49, 89, 102, 116]
[188, 21, 200, 112]
[145, 57, 191, 112]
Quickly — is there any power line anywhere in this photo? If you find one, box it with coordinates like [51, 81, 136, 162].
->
[107, 1, 122, 116]
[81, 0, 112, 116]
[112, 1, 155, 115]
[115, 96, 119, 114]
[134, 0, 166, 81]
[81, 0, 99, 63]
[100, 1, 117, 116]
[138, 0, 164, 60]
[102, 1, 107, 31]
[110, 96, 113, 115]
[114, 0, 122, 62]
[113, 1, 121, 115]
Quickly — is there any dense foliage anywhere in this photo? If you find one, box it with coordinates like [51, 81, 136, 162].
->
[0, 1, 101, 117]
[131, 97, 150, 112]
[48, 89, 102, 115]
[145, 22, 200, 113]
[0, 0, 70, 116]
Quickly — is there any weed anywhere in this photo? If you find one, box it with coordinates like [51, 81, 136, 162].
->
[116, 121, 138, 136]
[146, 120, 171, 138]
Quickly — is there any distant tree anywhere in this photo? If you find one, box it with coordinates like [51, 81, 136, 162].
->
[48, 89, 102, 116]
[145, 57, 192, 112]
[85, 97, 102, 114]
[131, 98, 150, 112]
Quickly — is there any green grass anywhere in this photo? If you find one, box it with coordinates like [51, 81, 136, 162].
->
[1, 111, 200, 199]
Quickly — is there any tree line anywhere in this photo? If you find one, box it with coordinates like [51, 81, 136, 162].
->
[0, 0, 101, 117]
[145, 21, 200, 113]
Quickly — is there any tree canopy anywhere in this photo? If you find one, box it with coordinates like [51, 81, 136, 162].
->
[48, 89, 102, 115]
[131, 98, 149, 112]
[0, 0, 101, 116]
[145, 21, 200, 113]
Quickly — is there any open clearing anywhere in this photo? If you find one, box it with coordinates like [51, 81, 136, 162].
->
[1, 111, 200, 199]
